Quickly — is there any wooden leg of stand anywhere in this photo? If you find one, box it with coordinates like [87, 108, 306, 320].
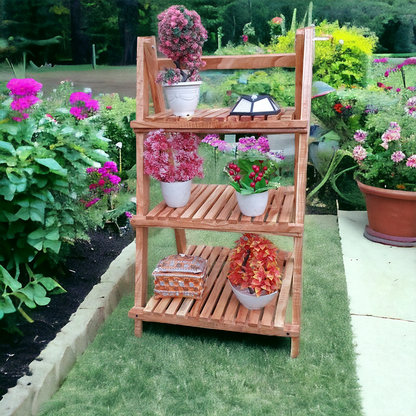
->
[291, 337, 300, 358]
[134, 227, 148, 338]
[175, 229, 187, 254]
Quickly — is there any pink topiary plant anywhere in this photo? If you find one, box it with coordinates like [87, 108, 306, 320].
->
[156, 5, 207, 85]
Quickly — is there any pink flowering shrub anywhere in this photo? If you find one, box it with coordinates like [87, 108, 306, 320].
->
[7, 78, 42, 121]
[156, 5, 207, 84]
[144, 130, 204, 182]
[83, 161, 121, 207]
[351, 122, 416, 191]
[202, 134, 284, 194]
[69, 91, 100, 119]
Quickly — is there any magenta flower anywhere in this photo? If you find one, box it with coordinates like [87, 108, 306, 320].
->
[7, 78, 42, 96]
[354, 130, 368, 143]
[69, 91, 99, 119]
[104, 161, 118, 172]
[242, 35, 248, 42]
[125, 211, 133, 218]
[391, 151, 406, 163]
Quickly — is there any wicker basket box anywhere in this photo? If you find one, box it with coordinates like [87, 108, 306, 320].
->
[153, 254, 208, 299]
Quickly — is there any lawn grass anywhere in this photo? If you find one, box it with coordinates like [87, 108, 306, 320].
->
[38, 215, 362, 416]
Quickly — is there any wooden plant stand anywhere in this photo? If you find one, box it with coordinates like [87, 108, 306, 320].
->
[129, 27, 314, 358]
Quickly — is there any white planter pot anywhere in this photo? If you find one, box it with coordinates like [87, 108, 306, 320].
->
[163, 81, 202, 117]
[160, 179, 192, 208]
[229, 282, 278, 310]
[236, 190, 269, 217]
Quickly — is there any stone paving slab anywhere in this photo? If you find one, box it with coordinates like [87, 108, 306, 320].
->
[338, 211, 416, 416]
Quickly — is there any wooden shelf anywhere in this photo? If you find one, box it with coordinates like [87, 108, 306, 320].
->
[131, 185, 303, 237]
[128, 245, 298, 338]
[130, 107, 309, 134]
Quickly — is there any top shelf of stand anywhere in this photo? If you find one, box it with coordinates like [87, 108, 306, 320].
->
[130, 107, 308, 134]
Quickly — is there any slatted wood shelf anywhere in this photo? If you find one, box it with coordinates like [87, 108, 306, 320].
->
[131, 184, 303, 237]
[128, 245, 298, 338]
[130, 107, 308, 134]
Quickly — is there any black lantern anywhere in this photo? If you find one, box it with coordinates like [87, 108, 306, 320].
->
[230, 94, 280, 116]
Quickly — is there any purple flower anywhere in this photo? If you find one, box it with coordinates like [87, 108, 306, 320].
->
[109, 175, 121, 185]
[104, 161, 118, 172]
[125, 211, 133, 218]
[354, 130, 368, 143]
[7, 78, 42, 96]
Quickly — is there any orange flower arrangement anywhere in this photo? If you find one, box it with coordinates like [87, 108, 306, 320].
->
[227, 233, 282, 296]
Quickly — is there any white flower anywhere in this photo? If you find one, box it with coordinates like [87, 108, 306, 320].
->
[83, 88, 92, 94]
[116, 142, 123, 149]
[339, 39, 344, 45]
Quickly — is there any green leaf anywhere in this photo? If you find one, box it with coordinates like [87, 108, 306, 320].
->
[16, 146, 34, 161]
[35, 158, 67, 176]
[38, 277, 66, 293]
[43, 239, 61, 254]
[0, 265, 22, 291]
[0, 182, 16, 200]
[0, 141, 16, 156]
[0, 296, 16, 314]
[27, 237, 43, 251]
[45, 228, 59, 241]
[28, 228, 47, 239]
[34, 295, 51, 306]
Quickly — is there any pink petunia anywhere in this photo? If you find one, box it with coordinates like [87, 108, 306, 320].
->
[406, 155, 416, 168]
[391, 151, 406, 163]
[354, 130, 368, 143]
[353, 145, 367, 161]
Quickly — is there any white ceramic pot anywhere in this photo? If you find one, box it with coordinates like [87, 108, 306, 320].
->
[160, 179, 192, 208]
[163, 81, 202, 117]
[236, 190, 269, 217]
[229, 282, 278, 310]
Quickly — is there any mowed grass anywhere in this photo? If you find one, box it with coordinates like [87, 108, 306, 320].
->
[38, 215, 362, 416]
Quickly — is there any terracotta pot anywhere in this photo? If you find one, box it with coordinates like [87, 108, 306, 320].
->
[357, 181, 416, 246]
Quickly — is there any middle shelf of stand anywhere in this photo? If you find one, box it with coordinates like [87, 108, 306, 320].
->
[131, 184, 303, 237]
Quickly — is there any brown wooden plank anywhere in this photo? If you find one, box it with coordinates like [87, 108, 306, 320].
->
[146, 200, 168, 219]
[157, 53, 297, 71]
[279, 187, 294, 223]
[261, 294, 279, 327]
[189, 108, 218, 121]
[248, 309, 262, 327]
[227, 203, 241, 224]
[274, 256, 294, 329]
[195, 249, 230, 320]
[204, 185, 234, 221]
[153, 297, 172, 314]
[165, 298, 183, 316]
[214, 109, 232, 121]
[170, 184, 208, 219]
[281, 107, 295, 120]
[192, 185, 225, 221]
[180, 185, 217, 219]
[143, 296, 159, 313]
[266, 187, 286, 224]
[157, 205, 175, 219]
[223, 294, 240, 323]
[235, 305, 249, 324]
[211, 280, 233, 321]
[215, 191, 237, 222]
[204, 108, 232, 120]
[146, 109, 174, 121]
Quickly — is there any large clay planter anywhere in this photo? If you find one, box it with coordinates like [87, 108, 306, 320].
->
[357, 180, 416, 247]
[235, 190, 269, 217]
[160, 179, 192, 208]
[163, 81, 202, 117]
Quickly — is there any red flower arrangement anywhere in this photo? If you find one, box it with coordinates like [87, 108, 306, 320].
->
[227, 233, 282, 296]
[333, 103, 343, 113]
[144, 130, 204, 182]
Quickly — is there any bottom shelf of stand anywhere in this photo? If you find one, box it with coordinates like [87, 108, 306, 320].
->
[128, 245, 299, 338]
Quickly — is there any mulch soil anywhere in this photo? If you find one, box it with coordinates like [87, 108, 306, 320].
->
[0, 225, 134, 400]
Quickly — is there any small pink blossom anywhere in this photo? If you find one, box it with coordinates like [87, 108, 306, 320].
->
[391, 151, 406, 163]
[242, 35, 248, 42]
[406, 155, 416, 168]
[354, 130, 368, 143]
[353, 145, 367, 161]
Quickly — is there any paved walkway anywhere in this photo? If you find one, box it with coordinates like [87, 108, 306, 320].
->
[338, 211, 416, 416]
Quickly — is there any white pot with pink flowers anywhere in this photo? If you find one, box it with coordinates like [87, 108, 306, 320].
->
[144, 130, 204, 208]
[155, 5, 207, 117]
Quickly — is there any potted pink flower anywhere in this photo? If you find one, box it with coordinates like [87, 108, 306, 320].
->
[144, 130, 204, 207]
[156, 5, 208, 116]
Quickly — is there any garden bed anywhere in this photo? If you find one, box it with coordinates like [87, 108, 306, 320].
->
[0, 225, 134, 400]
